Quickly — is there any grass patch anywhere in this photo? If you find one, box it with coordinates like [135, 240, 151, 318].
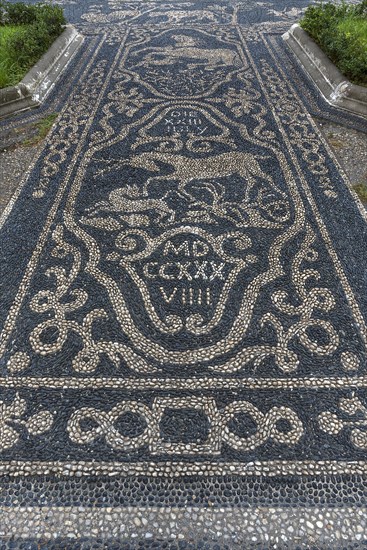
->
[0, 25, 30, 87]
[300, 0, 367, 86]
[23, 112, 58, 145]
[353, 182, 367, 203]
[0, 1, 66, 89]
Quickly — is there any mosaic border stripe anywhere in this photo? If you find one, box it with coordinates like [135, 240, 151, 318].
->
[2, 460, 367, 477]
[1, 474, 364, 507]
[1, 375, 367, 389]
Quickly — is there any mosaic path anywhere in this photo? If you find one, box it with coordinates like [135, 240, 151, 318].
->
[0, 0, 367, 547]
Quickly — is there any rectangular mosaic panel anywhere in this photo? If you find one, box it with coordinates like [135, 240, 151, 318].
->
[0, 21, 367, 488]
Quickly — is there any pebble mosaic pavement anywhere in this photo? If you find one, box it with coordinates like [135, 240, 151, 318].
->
[0, 0, 367, 547]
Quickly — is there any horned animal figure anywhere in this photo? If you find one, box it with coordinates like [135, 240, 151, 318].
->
[82, 9, 137, 23]
[150, 10, 218, 23]
[133, 35, 241, 68]
[95, 152, 278, 198]
[88, 151, 288, 226]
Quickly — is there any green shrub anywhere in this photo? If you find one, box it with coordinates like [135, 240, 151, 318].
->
[6, 20, 51, 67]
[0, 1, 7, 25]
[0, 2, 66, 88]
[0, 1, 65, 32]
[5, 2, 38, 25]
[0, 25, 24, 86]
[34, 4, 65, 36]
[300, 1, 367, 86]
[353, 0, 367, 17]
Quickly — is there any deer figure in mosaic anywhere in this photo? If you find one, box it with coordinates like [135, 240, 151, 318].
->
[88, 151, 289, 226]
[133, 34, 241, 69]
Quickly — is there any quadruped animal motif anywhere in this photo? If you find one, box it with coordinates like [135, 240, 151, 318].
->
[150, 10, 219, 23]
[90, 184, 176, 223]
[88, 151, 289, 226]
[133, 35, 241, 68]
[81, 9, 138, 23]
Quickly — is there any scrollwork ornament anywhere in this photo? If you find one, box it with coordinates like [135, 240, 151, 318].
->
[107, 85, 145, 117]
[0, 394, 53, 451]
[259, 59, 337, 199]
[33, 60, 108, 198]
[318, 395, 367, 451]
[210, 224, 340, 374]
[29, 225, 154, 374]
[67, 398, 303, 454]
[221, 401, 303, 451]
[68, 401, 154, 451]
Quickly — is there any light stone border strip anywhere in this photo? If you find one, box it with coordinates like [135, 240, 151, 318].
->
[0, 506, 365, 547]
[282, 23, 367, 118]
[2, 460, 367, 477]
[0, 25, 84, 119]
[0, 374, 365, 390]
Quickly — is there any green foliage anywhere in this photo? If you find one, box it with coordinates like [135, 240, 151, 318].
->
[34, 3, 65, 35]
[0, 2, 66, 89]
[23, 112, 58, 145]
[2, 1, 65, 32]
[0, 1, 6, 25]
[353, 182, 367, 203]
[5, 3, 39, 25]
[300, 1, 367, 86]
[0, 25, 25, 87]
[352, 0, 367, 17]
[6, 23, 48, 68]
[1, 1, 65, 28]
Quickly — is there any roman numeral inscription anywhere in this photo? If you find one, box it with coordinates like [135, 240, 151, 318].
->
[141, 238, 228, 308]
[163, 109, 208, 136]
[143, 260, 225, 281]
[163, 240, 209, 257]
[160, 287, 211, 305]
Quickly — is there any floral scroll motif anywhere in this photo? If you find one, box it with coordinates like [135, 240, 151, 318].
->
[259, 59, 338, 199]
[0, 394, 53, 452]
[29, 225, 153, 374]
[319, 395, 367, 451]
[210, 224, 340, 374]
[34, 60, 108, 199]
[261, 224, 339, 372]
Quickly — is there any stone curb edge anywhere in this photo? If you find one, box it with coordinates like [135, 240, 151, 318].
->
[282, 23, 367, 118]
[0, 25, 84, 119]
